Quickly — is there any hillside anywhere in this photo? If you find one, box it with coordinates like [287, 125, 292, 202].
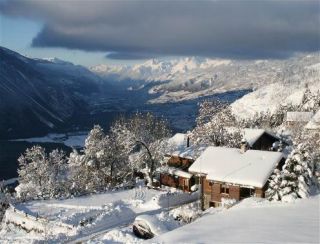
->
[231, 57, 320, 119]
[0, 47, 102, 139]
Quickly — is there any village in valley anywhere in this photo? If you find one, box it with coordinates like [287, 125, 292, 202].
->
[1, 81, 319, 243]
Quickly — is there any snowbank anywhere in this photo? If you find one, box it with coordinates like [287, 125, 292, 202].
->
[3, 205, 76, 236]
[150, 190, 200, 208]
[152, 195, 320, 243]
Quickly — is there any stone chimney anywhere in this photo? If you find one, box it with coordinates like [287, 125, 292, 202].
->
[187, 136, 190, 148]
[240, 139, 248, 153]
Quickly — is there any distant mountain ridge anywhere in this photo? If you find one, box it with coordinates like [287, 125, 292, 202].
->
[0, 46, 102, 139]
[91, 54, 320, 103]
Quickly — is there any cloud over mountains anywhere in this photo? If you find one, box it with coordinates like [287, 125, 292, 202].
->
[1, 0, 319, 59]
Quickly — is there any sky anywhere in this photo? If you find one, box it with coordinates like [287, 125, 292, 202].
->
[0, 0, 319, 67]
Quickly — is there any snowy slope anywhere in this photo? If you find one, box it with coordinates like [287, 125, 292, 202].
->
[152, 195, 320, 244]
[231, 58, 320, 119]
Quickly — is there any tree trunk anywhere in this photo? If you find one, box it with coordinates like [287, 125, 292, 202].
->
[136, 141, 154, 187]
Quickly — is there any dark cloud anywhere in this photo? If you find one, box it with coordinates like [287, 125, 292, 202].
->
[1, 0, 319, 59]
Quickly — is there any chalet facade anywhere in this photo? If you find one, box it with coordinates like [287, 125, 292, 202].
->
[286, 111, 314, 127]
[159, 167, 195, 192]
[189, 147, 284, 209]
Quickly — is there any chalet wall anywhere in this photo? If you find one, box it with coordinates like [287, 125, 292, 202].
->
[167, 156, 194, 169]
[252, 133, 278, 151]
[160, 174, 178, 188]
[202, 179, 241, 208]
[160, 173, 191, 192]
[255, 188, 264, 198]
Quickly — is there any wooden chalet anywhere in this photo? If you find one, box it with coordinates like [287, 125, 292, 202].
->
[189, 146, 285, 209]
[286, 111, 313, 127]
[159, 167, 195, 192]
[305, 110, 320, 134]
[159, 133, 200, 192]
[242, 128, 280, 151]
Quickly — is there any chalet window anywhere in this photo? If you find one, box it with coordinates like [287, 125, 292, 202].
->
[220, 185, 229, 194]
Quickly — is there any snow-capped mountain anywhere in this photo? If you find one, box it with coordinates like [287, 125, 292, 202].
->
[91, 57, 231, 83]
[91, 54, 320, 103]
[0, 47, 102, 139]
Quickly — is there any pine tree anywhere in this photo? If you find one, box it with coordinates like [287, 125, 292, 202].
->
[266, 143, 313, 202]
[266, 169, 282, 201]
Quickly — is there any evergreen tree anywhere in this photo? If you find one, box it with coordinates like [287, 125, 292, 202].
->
[266, 143, 313, 202]
[266, 169, 282, 201]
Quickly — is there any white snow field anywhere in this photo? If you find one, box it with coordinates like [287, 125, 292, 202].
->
[0, 186, 199, 243]
[12, 132, 88, 148]
[152, 195, 320, 244]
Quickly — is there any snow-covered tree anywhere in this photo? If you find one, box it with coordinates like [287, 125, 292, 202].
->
[47, 149, 69, 198]
[266, 143, 314, 202]
[17, 146, 49, 200]
[0, 182, 11, 221]
[110, 112, 171, 186]
[265, 169, 283, 201]
[68, 149, 87, 195]
[16, 146, 69, 200]
[191, 100, 242, 151]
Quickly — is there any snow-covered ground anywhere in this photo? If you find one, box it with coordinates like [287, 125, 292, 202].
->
[152, 195, 320, 244]
[0, 186, 199, 243]
[88, 201, 202, 244]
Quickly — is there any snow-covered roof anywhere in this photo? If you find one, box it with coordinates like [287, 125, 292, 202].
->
[286, 111, 314, 122]
[226, 128, 278, 147]
[243, 129, 278, 147]
[169, 147, 194, 160]
[167, 133, 186, 148]
[166, 133, 202, 159]
[305, 110, 320, 130]
[160, 166, 193, 179]
[189, 147, 283, 188]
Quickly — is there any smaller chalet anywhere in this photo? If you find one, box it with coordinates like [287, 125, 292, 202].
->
[159, 133, 203, 191]
[286, 111, 314, 126]
[242, 128, 279, 151]
[305, 110, 320, 131]
[189, 146, 284, 209]
[158, 166, 194, 192]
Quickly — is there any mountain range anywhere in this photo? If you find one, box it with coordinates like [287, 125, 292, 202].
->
[91, 54, 320, 103]
[1, 46, 319, 138]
